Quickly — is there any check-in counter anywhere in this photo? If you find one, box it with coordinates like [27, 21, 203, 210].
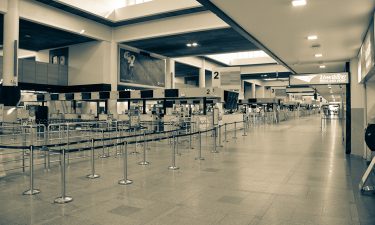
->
[64, 114, 79, 120]
[50, 113, 63, 120]
[81, 114, 95, 121]
[118, 114, 129, 121]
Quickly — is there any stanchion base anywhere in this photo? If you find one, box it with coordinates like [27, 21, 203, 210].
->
[54, 196, 73, 204]
[138, 161, 150, 166]
[99, 154, 110, 158]
[118, 179, 133, 185]
[129, 151, 140, 155]
[195, 157, 205, 160]
[218, 145, 224, 148]
[168, 166, 179, 170]
[87, 174, 100, 179]
[242, 134, 248, 136]
[23, 189, 40, 195]
[211, 150, 220, 153]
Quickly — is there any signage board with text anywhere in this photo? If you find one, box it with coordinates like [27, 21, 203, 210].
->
[289, 73, 349, 86]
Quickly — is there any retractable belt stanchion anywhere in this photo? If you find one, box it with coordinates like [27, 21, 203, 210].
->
[242, 120, 247, 136]
[168, 132, 179, 170]
[100, 129, 109, 158]
[224, 123, 228, 142]
[218, 125, 223, 147]
[119, 141, 133, 185]
[130, 128, 140, 155]
[54, 148, 73, 204]
[23, 145, 40, 195]
[233, 122, 237, 139]
[189, 125, 193, 150]
[195, 130, 204, 160]
[212, 127, 219, 153]
[138, 131, 150, 165]
[176, 131, 181, 156]
[87, 139, 100, 179]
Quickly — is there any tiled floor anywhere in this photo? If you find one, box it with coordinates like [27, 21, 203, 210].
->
[0, 115, 374, 225]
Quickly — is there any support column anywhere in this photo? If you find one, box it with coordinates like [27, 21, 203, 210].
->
[165, 59, 175, 89]
[2, 0, 21, 123]
[349, 58, 366, 158]
[251, 83, 256, 98]
[199, 59, 206, 88]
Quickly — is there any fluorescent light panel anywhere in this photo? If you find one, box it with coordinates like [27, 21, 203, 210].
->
[292, 0, 306, 7]
[307, 35, 318, 40]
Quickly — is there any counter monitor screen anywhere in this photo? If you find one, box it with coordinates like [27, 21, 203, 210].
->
[141, 90, 153, 98]
[50, 94, 59, 101]
[119, 91, 130, 99]
[99, 92, 110, 100]
[165, 89, 179, 98]
[82, 92, 91, 100]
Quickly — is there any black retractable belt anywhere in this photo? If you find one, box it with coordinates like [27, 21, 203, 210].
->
[365, 124, 375, 152]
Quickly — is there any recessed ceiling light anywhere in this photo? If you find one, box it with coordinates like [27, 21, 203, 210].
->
[192, 42, 198, 47]
[315, 53, 323, 58]
[319, 65, 326, 68]
[307, 35, 318, 40]
[79, 29, 85, 34]
[292, 0, 306, 7]
[186, 43, 192, 47]
[25, 34, 31, 38]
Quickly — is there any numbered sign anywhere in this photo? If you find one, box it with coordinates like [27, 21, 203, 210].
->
[212, 70, 221, 87]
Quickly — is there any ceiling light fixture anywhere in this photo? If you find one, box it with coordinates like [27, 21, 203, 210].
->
[79, 29, 85, 34]
[319, 65, 326, 69]
[187, 42, 198, 48]
[186, 43, 192, 47]
[292, 0, 306, 7]
[315, 53, 323, 58]
[307, 35, 318, 40]
[192, 42, 198, 47]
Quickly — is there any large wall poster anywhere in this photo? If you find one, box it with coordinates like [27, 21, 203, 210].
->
[119, 48, 165, 87]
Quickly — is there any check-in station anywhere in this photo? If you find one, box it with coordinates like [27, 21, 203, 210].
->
[0, 1, 374, 224]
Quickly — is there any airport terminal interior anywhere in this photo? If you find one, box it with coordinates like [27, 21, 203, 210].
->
[0, 0, 375, 224]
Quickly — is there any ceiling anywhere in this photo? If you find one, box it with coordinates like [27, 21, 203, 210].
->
[199, 0, 375, 74]
[35, 0, 206, 27]
[0, 15, 96, 51]
[241, 72, 291, 80]
[313, 84, 346, 102]
[122, 28, 259, 57]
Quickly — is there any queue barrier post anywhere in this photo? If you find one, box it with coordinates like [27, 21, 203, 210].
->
[87, 139, 100, 179]
[168, 133, 179, 170]
[23, 145, 40, 195]
[119, 141, 133, 185]
[195, 131, 205, 160]
[138, 132, 150, 166]
[54, 148, 73, 204]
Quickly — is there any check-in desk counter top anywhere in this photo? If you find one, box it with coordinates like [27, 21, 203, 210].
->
[50, 113, 64, 120]
[118, 114, 129, 122]
[64, 114, 79, 120]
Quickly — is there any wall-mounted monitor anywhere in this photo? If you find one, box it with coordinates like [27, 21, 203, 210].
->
[141, 90, 153, 98]
[65, 93, 74, 101]
[119, 91, 131, 99]
[99, 92, 110, 100]
[165, 89, 179, 98]
[50, 94, 59, 101]
[82, 92, 91, 100]
[36, 94, 45, 101]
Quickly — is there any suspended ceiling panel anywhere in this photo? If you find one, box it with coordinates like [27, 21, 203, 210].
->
[203, 0, 374, 74]
[122, 28, 259, 57]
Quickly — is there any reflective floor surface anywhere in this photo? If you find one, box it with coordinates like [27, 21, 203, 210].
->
[0, 115, 374, 225]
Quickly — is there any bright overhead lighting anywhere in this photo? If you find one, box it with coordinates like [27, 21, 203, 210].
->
[186, 42, 198, 47]
[319, 65, 326, 69]
[292, 0, 306, 7]
[79, 29, 85, 34]
[186, 43, 192, 47]
[307, 35, 318, 40]
[315, 53, 323, 58]
[192, 42, 198, 47]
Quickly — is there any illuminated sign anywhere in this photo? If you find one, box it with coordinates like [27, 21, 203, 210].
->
[358, 16, 375, 83]
[289, 73, 349, 85]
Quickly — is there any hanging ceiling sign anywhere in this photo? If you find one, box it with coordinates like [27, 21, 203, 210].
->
[289, 73, 349, 85]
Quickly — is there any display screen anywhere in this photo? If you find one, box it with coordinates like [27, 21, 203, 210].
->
[82, 92, 91, 100]
[224, 90, 239, 110]
[36, 94, 45, 101]
[99, 92, 110, 100]
[119, 91, 131, 99]
[65, 93, 74, 101]
[165, 89, 179, 98]
[141, 90, 153, 98]
[119, 48, 165, 87]
[50, 94, 59, 101]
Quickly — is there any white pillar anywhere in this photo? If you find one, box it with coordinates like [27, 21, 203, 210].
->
[199, 59, 206, 88]
[3, 0, 19, 86]
[251, 83, 256, 98]
[165, 59, 175, 89]
[109, 39, 118, 92]
[349, 58, 367, 158]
